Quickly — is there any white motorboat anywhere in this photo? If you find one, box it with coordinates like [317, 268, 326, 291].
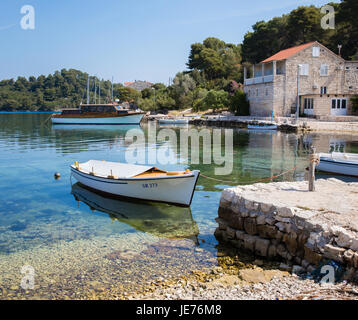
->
[247, 124, 277, 130]
[317, 152, 358, 177]
[70, 160, 200, 206]
[158, 118, 189, 125]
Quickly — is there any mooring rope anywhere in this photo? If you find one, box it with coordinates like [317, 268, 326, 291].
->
[199, 165, 299, 185]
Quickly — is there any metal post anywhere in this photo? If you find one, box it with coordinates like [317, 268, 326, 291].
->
[296, 65, 300, 120]
[309, 146, 316, 192]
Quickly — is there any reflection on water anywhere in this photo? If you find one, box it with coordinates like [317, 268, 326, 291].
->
[71, 183, 199, 244]
[0, 113, 357, 299]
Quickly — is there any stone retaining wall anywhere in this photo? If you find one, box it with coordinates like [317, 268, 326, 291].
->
[215, 180, 358, 279]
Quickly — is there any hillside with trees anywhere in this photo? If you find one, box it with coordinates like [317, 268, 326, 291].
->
[0, 0, 356, 114]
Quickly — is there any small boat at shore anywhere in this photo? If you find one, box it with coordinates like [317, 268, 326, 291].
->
[158, 118, 189, 125]
[70, 160, 200, 206]
[317, 152, 358, 177]
[248, 123, 277, 130]
[51, 104, 145, 125]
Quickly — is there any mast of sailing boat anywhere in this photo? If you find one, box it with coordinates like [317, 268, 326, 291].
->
[94, 77, 97, 104]
[111, 76, 114, 102]
[86, 76, 90, 104]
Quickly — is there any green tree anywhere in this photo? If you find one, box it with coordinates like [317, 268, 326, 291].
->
[202, 90, 228, 111]
[229, 89, 250, 116]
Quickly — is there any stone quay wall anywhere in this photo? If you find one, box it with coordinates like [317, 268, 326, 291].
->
[215, 180, 358, 279]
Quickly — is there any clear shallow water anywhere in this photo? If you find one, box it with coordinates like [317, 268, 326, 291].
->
[0, 113, 357, 299]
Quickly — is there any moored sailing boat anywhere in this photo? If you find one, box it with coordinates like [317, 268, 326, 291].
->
[51, 76, 145, 125]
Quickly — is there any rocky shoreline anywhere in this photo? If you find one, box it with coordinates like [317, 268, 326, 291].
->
[127, 263, 358, 300]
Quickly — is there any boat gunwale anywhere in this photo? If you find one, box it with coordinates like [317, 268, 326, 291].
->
[70, 166, 198, 181]
[319, 158, 358, 167]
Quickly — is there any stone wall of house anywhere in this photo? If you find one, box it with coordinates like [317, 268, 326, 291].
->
[245, 43, 358, 117]
[300, 94, 354, 116]
[284, 44, 346, 116]
[245, 83, 275, 116]
[215, 181, 358, 279]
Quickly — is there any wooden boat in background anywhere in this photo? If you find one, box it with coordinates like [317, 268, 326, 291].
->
[70, 160, 200, 206]
[51, 104, 145, 125]
[317, 152, 358, 177]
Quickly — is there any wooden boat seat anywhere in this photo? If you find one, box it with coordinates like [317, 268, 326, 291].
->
[133, 168, 192, 178]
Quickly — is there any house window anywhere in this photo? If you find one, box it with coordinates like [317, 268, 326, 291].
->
[299, 64, 309, 76]
[346, 67, 350, 70]
[320, 64, 329, 76]
[256, 89, 259, 96]
[332, 98, 347, 109]
[320, 87, 327, 94]
[265, 88, 268, 96]
[304, 98, 314, 110]
[312, 47, 320, 57]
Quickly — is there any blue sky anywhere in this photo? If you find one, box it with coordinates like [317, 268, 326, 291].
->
[0, 0, 329, 84]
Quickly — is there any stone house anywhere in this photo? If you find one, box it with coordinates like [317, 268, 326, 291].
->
[243, 41, 358, 118]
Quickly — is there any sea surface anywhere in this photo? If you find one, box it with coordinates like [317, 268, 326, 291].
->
[0, 113, 357, 299]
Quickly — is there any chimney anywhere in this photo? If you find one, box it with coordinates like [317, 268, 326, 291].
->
[338, 44, 342, 57]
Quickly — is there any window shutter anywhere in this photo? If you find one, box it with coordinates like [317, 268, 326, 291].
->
[320, 64, 328, 76]
[299, 64, 309, 76]
[313, 47, 320, 57]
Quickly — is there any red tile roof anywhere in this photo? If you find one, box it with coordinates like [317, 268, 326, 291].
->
[261, 41, 316, 63]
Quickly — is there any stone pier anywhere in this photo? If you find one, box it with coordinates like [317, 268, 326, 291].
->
[215, 178, 358, 279]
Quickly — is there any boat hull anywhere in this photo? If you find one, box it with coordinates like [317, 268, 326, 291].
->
[158, 119, 189, 124]
[51, 113, 144, 125]
[70, 167, 200, 206]
[247, 125, 277, 130]
[317, 158, 358, 177]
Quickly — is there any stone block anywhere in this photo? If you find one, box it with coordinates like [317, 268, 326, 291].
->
[277, 207, 294, 218]
[215, 218, 228, 231]
[343, 249, 355, 266]
[235, 230, 245, 240]
[226, 226, 236, 239]
[336, 229, 354, 248]
[268, 245, 277, 258]
[243, 234, 257, 252]
[304, 245, 322, 265]
[261, 203, 273, 213]
[257, 225, 277, 239]
[255, 238, 270, 257]
[218, 207, 234, 221]
[283, 233, 298, 255]
[228, 215, 243, 230]
[277, 244, 287, 259]
[323, 244, 345, 263]
[256, 214, 266, 225]
[243, 217, 257, 235]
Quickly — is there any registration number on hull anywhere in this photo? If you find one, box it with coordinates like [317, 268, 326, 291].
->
[142, 183, 158, 189]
